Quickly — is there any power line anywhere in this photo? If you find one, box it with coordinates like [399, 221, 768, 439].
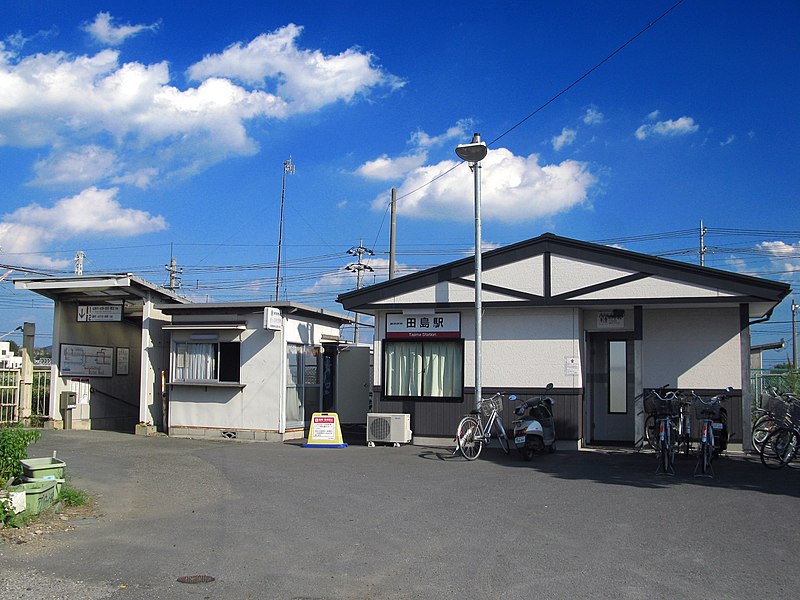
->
[390, 0, 687, 206]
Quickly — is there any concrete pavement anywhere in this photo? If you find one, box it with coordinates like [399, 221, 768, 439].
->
[1, 429, 797, 599]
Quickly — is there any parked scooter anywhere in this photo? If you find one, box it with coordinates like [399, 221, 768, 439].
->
[512, 383, 556, 461]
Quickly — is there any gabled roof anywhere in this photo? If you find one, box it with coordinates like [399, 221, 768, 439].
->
[337, 232, 790, 319]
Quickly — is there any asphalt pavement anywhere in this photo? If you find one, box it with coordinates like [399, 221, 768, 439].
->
[1, 429, 798, 599]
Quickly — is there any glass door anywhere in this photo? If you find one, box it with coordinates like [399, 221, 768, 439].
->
[285, 344, 322, 430]
[588, 333, 635, 444]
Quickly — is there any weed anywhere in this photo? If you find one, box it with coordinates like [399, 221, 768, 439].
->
[0, 424, 41, 482]
[58, 484, 88, 507]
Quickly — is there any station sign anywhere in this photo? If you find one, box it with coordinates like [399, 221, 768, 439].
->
[386, 312, 460, 339]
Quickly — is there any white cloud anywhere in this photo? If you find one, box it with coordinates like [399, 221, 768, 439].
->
[754, 241, 799, 281]
[720, 134, 735, 147]
[371, 147, 596, 223]
[410, 120, 472, 148]
[187, 24, 404, 113]
[355, 153, 428, 180]
[647, 110, 661, 120]
[355, 122, 470, 180]
[32, 145, 118, 186]
[635, 115, 699, 140]
[552, 127, 577, 151]
[303, 256, 416, 298]
[83, 12, 159, 46]
[582, 107, 604, 125]
[0, 24, 401, 188]
[0, 187, 167, 267]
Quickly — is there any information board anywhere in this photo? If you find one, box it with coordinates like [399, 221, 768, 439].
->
[60, 344, 114, 377]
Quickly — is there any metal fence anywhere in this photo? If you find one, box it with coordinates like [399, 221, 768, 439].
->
[0, 367, 51, 425]
[751, 368, 798, 406]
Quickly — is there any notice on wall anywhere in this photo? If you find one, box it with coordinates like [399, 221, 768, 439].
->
[565, 357, 581, 377]
[116, 347, 130, 376]
[60, 344, 113, 378]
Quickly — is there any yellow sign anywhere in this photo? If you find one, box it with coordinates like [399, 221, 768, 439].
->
[303, 412, 348, 448]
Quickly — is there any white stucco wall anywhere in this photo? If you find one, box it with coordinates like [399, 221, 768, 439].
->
[642, 307, 741, 389]
[373, 307, 582, 390]
[472, 307, 582, 388]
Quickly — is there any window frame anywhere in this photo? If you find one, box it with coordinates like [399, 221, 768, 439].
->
[172, 340, 241, 384]
[381, 338, 465, 402]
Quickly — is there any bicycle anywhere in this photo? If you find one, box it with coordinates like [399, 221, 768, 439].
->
[759, 397, 800, 469]
[675, 394, 693, 456]
[752, 388, 798, 452]
[643, 388, 681, 475]
[454, 392, 511, 461]
[692, 389, 730, 478]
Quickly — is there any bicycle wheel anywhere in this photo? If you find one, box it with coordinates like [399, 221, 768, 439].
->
[699, 439, 712, 476]
[456, 416, 483, 461]
[752, 415, 777, 451]
[644, 414, 659, 450]
[760, 428, 794, 469]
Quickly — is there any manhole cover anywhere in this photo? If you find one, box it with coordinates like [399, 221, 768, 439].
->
[177, 575, 216, 584]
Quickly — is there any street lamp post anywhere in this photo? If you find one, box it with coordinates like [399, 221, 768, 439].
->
[456, 133, 488, 410]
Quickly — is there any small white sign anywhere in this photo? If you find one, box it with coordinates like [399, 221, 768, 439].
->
[78, 304, 122, 322]
[565, 357, 581, 377]
[264, 307, 283, 330]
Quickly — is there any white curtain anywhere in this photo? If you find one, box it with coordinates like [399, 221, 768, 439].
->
[423, 342, 461, 397]
[386, 341, 462, 397]
[175, 343, 216, 381]
[385, 342, 423, 396]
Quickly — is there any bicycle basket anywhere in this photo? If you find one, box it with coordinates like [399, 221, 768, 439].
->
[644, 392, 679, 416]
[693, 396, 721, 420]
[479, 395, 503, 416]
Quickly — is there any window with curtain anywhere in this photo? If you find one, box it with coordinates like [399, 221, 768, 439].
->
[173, 342, 240, 383]
[384, 340, 462, 399]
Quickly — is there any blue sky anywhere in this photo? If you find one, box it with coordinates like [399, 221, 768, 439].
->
[0, 1, 798, 365]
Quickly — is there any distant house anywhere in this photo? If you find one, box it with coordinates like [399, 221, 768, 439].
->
[338, 233, 791, 450]
[0, 341, 22, 369]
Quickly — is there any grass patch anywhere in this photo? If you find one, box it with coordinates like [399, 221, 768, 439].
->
[58, 484, 88, 507]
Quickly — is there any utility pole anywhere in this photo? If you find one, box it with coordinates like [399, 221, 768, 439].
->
[165, 255, 183, 291]
[389, 187, 397, 280]
[792, 299, 798, 369]
[699, 220, 707, 267]
[275, 157, 295, 301]
[74, 251, 85, 275]
[346, 241, 374, 344]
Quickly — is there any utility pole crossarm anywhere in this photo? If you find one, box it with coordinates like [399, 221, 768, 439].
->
[346, 241, 374, 344]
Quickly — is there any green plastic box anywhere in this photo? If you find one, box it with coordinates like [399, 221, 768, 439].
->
[20, 457, 66, 479]
[8, 481, 58, 515]
[22, 475, 64, 496]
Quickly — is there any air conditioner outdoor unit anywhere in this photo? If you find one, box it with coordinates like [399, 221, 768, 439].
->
[366, 413, 412, 447]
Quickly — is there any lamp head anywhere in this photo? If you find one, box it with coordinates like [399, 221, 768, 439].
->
[455, 132, 488, 163]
